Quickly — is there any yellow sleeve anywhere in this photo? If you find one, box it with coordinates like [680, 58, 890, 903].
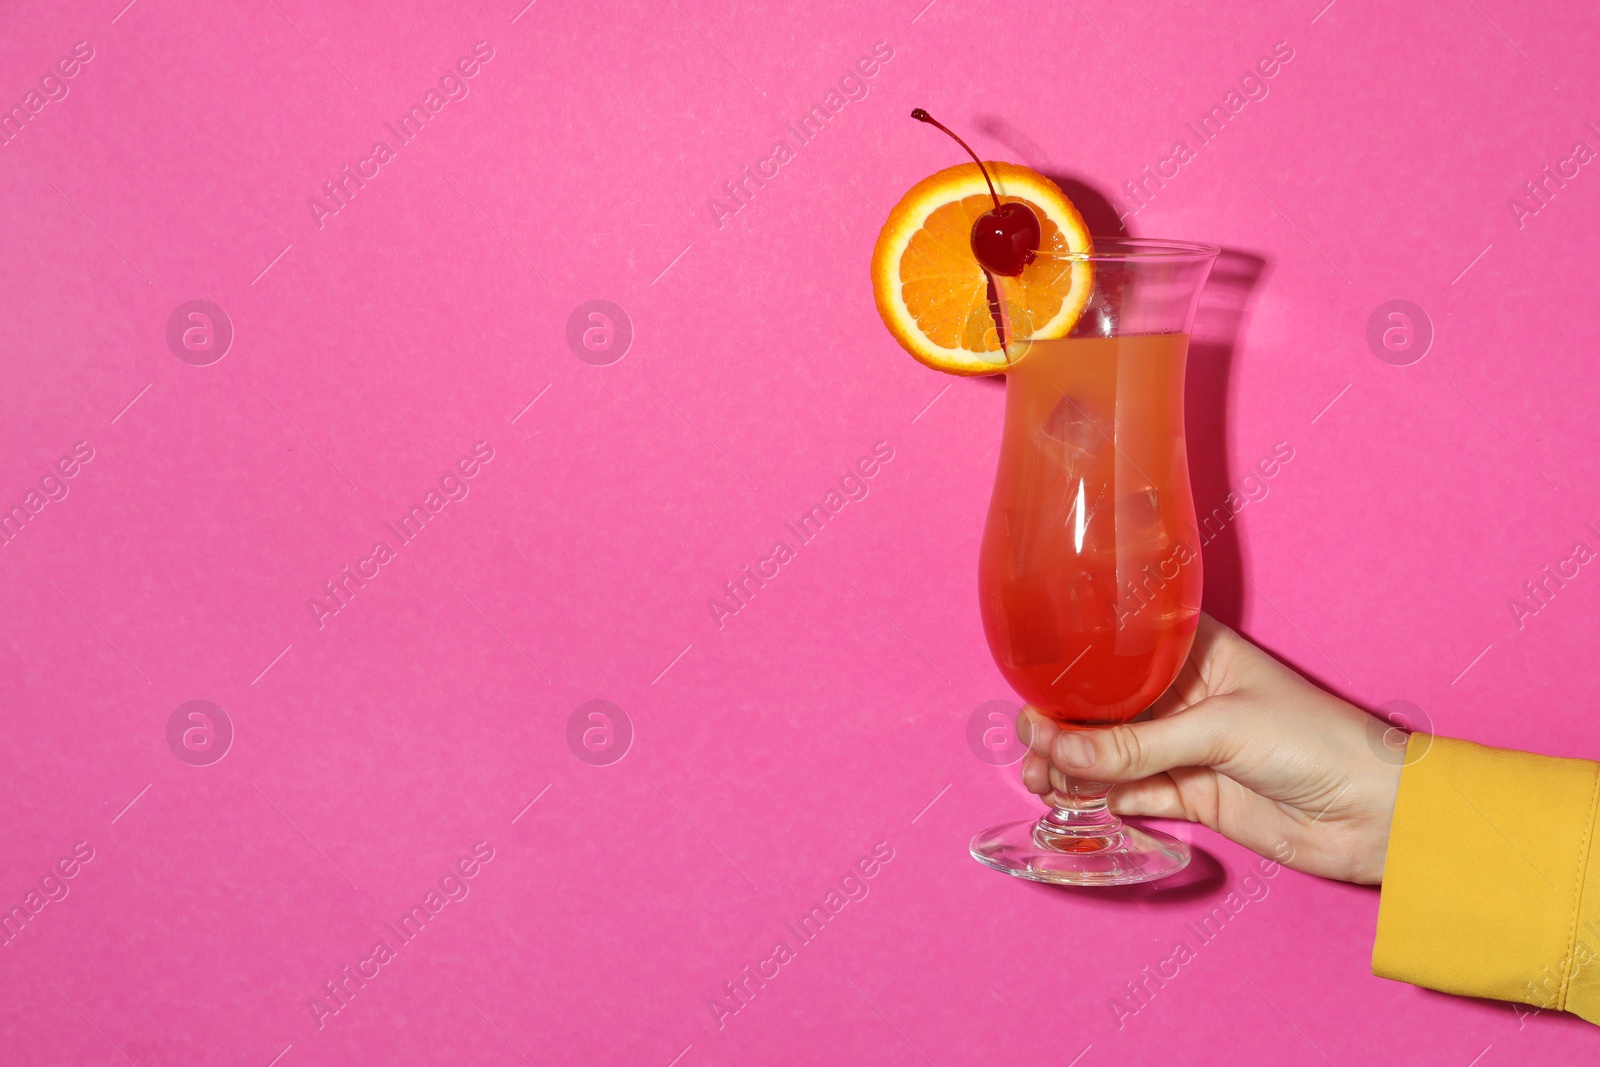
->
[1374, 733, 1600, 1023]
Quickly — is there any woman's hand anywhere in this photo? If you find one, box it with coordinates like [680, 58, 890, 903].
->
[1019, 613, 1404, 884]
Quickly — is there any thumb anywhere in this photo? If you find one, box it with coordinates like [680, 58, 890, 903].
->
[1049, 700, 1239, 782]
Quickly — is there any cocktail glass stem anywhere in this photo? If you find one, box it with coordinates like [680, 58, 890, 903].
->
[1035, 777, 1123, 849]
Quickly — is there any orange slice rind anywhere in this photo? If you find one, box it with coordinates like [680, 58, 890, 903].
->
[871, 162, 1093, 375]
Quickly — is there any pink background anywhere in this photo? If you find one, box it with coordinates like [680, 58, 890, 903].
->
[2, 0, 1599, 1063]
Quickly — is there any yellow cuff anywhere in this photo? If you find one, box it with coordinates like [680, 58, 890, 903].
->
[1374, 734, 1600, 1022]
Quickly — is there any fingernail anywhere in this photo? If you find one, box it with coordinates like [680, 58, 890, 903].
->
[1016, 713, 1031, 746]
[1059, 732, 1095, 768]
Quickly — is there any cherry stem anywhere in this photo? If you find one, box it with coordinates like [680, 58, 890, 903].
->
[910, 108, 1001, 211]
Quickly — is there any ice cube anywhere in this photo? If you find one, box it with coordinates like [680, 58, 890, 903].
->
[1115, 486, 1168, 553]
[1041, 394, 1112, 469]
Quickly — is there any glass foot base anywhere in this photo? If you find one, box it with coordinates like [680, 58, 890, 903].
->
[970, 814, 1191, 886]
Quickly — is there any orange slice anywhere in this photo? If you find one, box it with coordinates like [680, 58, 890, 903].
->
[871, 162, 1093, 375]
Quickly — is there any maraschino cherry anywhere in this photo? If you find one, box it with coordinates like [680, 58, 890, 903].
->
[911, 108, 1041, 277]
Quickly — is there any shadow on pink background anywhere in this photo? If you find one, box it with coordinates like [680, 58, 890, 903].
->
[2, 0, 1598, 1063]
